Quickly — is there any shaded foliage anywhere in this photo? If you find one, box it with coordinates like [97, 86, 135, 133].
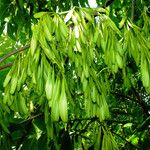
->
[0, 0, 150, 150]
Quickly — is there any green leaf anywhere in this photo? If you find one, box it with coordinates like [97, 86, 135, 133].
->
[123, 123, 132, 128]
[34, 12, 48, 18]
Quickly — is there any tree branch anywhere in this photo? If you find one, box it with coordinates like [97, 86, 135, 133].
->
[132, 88, 149, 117]
[131, 0, 136, 22]
[0, 44, 30, 64]
[69, 117, 99, 123]
[19, 113, 43, 124]
[112, 131, 139, 149]
[111, 91, 136, 103]
[105, 119, 137, 125]
[0, 62, 13, 70]
[111, 91, 149, 117]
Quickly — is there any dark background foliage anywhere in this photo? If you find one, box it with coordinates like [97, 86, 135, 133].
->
[0, 0, 150, 149]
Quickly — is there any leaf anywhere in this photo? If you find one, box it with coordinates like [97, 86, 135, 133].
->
[64, 8, 74, 23]
[58, 17, 68, 38]
[10, 75, 18, 94]
[95, 7, 107, 14]
[51, 76, 61, 121]
[129, 135, 139, 146]
[81, 8, 94, 22]
[42, 16, 53, 41]
[141, 54, 150, 87]
[19, 93, 28, 115]
[94, 127, 101, 150]
[106, 16, 121, 35]
[3, 69, 13, 87]
[123, 123, 133, 128]
[116, 52, 123, 68]
[74, 25, 79, 39]
[18, 0, 24, 10]
[45, 72, 53, 100]
[34, 12, 48, 18]
[51, 97, 60, 121]
[59, 77, 68, 122]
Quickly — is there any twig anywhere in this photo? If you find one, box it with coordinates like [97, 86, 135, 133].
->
[19, 113, 43, 124]
[0, 44, 30, 64]
[0, 62, 13, 70]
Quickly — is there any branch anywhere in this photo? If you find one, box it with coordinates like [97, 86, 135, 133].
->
[69, 117, 99, 123]
[131, 0, 136, 22]
[111, 91, 136, 103]
[105, 119, 137, 125]
[0, 62, 13, 70]
[132, 88, 149, 117]
[112, 131, 139, 149]
[19, 113, 43, 124]
[69, 117, 136, 125]
[112, 90, 149, 117]
[0, 44, 30, 64]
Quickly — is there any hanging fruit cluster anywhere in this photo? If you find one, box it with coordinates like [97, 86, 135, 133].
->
[3, 7, 150, 124]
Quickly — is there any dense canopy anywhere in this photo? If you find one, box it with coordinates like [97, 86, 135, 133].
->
[0, 0, 150, 149]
